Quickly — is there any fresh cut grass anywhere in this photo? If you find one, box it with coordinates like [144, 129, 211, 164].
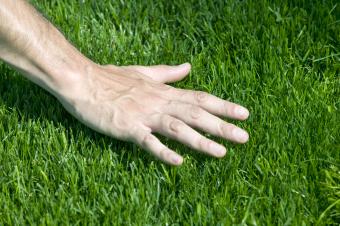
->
[0, 0, 339, 225]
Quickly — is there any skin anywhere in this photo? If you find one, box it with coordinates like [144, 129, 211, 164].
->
[0, 0, 249, 165]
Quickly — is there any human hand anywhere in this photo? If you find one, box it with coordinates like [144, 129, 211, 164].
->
[58, 63, 249, 165]
[0, 0, 248, 165]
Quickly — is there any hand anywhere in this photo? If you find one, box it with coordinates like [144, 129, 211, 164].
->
[58, 63, 249, 165]
[0, 0, 248, 165]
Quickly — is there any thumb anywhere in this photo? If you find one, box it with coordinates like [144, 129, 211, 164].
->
[124, 63, 191, 83]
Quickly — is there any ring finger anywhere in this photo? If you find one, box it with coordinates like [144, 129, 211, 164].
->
[148, 114, 227, 157]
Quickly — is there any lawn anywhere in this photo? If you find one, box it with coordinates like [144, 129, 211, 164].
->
[0, 0, 339, 225]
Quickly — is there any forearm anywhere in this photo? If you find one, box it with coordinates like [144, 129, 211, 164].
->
[0, 0, 92, 97]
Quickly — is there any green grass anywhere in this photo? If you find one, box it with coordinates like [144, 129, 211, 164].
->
[0, 0, 339, 225]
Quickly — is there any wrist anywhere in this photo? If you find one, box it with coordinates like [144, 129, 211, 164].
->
[47, 57, 97, 100]
[28, 26, 98, 100]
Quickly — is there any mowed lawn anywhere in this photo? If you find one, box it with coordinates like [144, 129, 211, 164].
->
[0, 0, 339, 225]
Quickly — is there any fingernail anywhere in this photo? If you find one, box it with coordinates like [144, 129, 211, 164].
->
[211, 142, 226, 157]
[180, 62, 191, 68]
[172, 154, 183, 165]
[235, 107, 249, 119]
[233, 128, 249, 143]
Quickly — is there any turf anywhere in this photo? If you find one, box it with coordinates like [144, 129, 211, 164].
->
[0, 0, 339, 225]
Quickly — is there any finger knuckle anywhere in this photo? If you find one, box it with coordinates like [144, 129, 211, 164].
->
[198, 137, 209, 150]
[110, 108, 130, 130]
[158, 148, 170, 160]
[124, 125, 139, 140]
[195, 91, 208, 103]
[218, 122, 233, 137]
[190, 105, 202, 120]
[141, 133, 154, 147]
[169, 120, 184, 133]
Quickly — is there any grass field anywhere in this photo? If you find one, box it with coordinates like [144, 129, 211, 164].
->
[0, 0, 339, 225]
